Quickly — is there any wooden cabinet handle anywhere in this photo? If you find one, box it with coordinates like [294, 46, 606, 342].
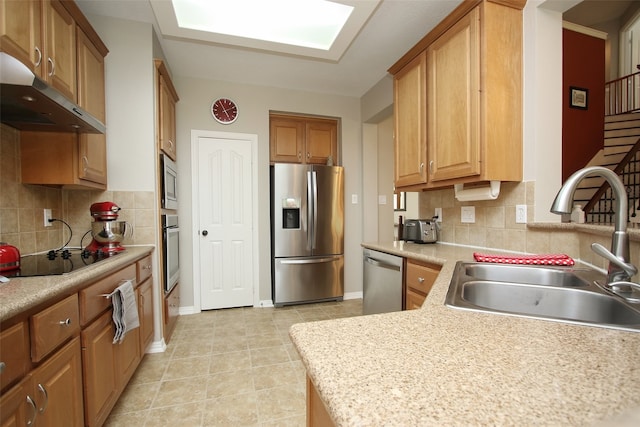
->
[418, 277, 425, 283]
[59, 318, 72, 326]
[47, 57, 54, 77]
[34, 46, 42, 67]
[37, 383, 48, 413]
[26, 395, 37, 426]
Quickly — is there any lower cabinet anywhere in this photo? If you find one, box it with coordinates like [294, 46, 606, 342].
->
[1, 337, 84, 427]
[138, 277, 154, 353]
[404, 259, 441, 310]
[306, 376, 335, 427]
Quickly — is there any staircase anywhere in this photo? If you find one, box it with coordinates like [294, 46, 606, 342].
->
[572, 112, 640, 225]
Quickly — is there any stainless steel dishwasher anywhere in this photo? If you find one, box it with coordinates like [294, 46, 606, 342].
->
[363, 249, 403, 314]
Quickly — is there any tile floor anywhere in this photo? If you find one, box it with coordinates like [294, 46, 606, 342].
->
[104, 298, 363, 427]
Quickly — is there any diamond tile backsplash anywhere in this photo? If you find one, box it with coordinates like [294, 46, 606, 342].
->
[1, 124, 157, 255]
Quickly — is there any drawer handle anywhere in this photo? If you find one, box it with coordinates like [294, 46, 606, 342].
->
[59, 318, 72, 326]
[144, 265, 152, 270]
[0, 361, 5, 374]
[418, 277, 425, 283]
[26, 395, 37, 426]
[37, 383, 48, 413]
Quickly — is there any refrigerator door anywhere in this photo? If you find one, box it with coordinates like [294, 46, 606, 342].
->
[311, 165, 344, 256]
[272, 164, 311, 257]
[273, 255, 344, 306]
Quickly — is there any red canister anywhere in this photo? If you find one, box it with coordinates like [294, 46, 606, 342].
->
[0, 242, 20, 272]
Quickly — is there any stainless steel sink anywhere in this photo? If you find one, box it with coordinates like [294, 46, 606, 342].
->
[446, 262, 640, 332]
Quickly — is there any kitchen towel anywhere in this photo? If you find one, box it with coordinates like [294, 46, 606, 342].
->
[473, 252, 575, 266]
[109, 280, 140, 344]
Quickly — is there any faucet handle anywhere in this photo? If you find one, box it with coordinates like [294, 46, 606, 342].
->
[591, 243, 638, 279]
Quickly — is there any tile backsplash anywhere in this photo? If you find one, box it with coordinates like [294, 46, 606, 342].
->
[0, 124, 157, 255]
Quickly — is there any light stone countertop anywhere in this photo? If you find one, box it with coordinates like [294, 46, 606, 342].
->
[0, 246, 154, 323]
[290, 241, 640, 426]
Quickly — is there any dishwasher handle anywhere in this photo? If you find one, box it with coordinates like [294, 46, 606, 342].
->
[364, 256, 401, 272]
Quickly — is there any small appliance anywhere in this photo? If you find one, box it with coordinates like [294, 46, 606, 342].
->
[0, 242, 20, 272]
[402, 219, 439, 243]
[85, 202, 130, 255]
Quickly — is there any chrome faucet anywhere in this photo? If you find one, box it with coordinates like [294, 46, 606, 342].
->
[550, 166, 637, 284]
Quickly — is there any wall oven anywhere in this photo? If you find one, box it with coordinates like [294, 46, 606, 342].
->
[161, 154, 178, 210]
[162, 214, 180, 293]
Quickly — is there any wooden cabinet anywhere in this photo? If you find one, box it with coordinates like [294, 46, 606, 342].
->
[0, 321, 30, 393]
[30, 294, 80, 363]
[138, 276, 154, 353]
[393, 51, 427, 188]
[156, 60, 179, 161]
[1, 325, 84, 427]
[77, 26, 107, 185]
[307, 376, 335, 427]
[404, 259, 440, 310]
[0, 0, 42, 74]
[390, 0, 524, 190]
[164, 282, 180, 343]
[18, 2, 109, 190]
[270, 114, 338, 165]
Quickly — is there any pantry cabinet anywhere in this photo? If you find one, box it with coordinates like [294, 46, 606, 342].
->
[270, 114, 338, 165]
[156, 59, 179, 161]
[404, 259, 440, 310]
[390, 0, 524, 191]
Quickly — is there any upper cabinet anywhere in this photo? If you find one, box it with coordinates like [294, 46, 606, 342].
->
[270, 114, 338, 165]
[390, 0, 525, 191]
[0, 0, 42, 74]
[16, 0, 109, 189]
[155, 60, 179, 161]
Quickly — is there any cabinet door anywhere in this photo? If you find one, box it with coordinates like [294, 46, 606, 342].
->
[115, 321, 140, 390]
[44, 0, 76, 100]
[77, 27, 107, 184]
[0, 0, 42, 73]
[270, 117, 304, 163]
[81, 311, 118, 427]
[306, 119, 337, 165]
[427, 7, 480, 182]
[393, 51, 427, 188]
[159, 73, 177, 160]
[32, 337, 84, 427]
[0, 377, 36, 427]
[0, 321, 30, 392]
[138, 278, 154, 353]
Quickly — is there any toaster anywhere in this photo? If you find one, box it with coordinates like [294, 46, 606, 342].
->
[402, 219, 439, 243]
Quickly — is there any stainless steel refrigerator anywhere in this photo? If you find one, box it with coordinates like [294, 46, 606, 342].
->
[271, 163, 344, 306]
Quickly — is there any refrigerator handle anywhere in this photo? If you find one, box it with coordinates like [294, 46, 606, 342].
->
[312, 170, 318, 250]
[306, 170, 313, 252]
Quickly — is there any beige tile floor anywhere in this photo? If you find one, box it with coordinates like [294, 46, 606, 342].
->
[104, 298, 363, 427]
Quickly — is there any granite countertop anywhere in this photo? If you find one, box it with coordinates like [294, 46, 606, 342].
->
[0, 246, 154, 323]
[290, 242, 640, 426]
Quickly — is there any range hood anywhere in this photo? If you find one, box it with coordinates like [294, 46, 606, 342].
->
[0, 52, 106, 134]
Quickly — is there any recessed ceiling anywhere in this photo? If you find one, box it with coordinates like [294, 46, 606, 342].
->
[151, 0, 376, 61]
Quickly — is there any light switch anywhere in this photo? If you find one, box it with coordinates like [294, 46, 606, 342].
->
[461, 206, 475, 223]
[378, 195, 387, 205]
[352, 194, 358, 204]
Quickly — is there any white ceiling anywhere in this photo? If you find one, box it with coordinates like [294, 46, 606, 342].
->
[75, 0, 464, 97]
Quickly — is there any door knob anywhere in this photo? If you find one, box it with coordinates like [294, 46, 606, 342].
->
[202, 230, 208, 236]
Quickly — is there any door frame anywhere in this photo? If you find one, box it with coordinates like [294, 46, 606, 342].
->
[190, 129, 259, 310]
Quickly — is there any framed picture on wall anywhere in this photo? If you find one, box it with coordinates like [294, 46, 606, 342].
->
[569, 86, 588, 110]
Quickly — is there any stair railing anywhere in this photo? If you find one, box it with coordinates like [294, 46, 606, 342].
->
[584, 137, 640, 224]
[605, 71, 640, 116]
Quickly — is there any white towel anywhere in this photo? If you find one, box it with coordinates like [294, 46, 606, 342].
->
[109, 280, 140, 344]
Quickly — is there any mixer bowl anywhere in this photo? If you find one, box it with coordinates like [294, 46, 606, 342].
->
[91, 221, 131, 244]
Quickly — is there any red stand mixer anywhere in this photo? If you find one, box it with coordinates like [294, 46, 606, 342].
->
[85, 202, 130, 255]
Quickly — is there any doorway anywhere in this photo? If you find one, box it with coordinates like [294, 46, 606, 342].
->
[191, 130, 258, 310]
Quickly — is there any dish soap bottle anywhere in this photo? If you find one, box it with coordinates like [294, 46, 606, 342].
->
[571, 204, 585, 223]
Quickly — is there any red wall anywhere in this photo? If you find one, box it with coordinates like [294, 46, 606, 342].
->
[562, 28, 605, 181]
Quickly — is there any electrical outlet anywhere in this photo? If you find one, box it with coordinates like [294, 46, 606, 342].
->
[434, 207, 442, 222]
[516, 204, 527, 224]
[43, 209, 52, 227]
[378, 195, 387, 205]
[461, 206, 475, 223]
[351, 194, 358, 204]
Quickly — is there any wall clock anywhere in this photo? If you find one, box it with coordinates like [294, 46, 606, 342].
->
[211, 98, 238, 124]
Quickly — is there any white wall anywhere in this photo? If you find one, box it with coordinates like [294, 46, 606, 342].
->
[377, 115, 394, 241]
[174, 77, 363, 306]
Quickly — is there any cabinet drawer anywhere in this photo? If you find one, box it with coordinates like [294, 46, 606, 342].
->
[137, 254, 153, 284]
[80, 264, 137, 326]
[0, 321, 30, 392]
[406, 260, 440, 295]
[31, 294, 80, 363]
[406, 288, 427, 310]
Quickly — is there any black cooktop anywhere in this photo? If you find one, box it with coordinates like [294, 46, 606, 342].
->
[2, 248, 118, 278]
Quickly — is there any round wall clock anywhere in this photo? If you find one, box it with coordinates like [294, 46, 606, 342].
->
[211, 98, 238, 124]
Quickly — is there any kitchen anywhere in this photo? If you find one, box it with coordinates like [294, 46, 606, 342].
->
[2, 0, 640, 425]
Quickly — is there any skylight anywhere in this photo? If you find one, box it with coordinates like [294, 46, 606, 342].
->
[171, 0, 354, 51]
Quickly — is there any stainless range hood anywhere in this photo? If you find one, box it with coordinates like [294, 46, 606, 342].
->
[0, 52, 106, 134]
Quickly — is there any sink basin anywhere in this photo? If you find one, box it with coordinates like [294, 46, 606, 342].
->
[446, 262, 640, 332]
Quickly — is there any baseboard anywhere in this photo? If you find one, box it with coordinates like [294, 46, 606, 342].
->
[145, 338, 167, 354]
[344, 291, 363, 300]
[179, 305, 199, 315]
[256, 299, 275, 308]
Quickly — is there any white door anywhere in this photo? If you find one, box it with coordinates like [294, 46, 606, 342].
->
[197, 135, 254, 309]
